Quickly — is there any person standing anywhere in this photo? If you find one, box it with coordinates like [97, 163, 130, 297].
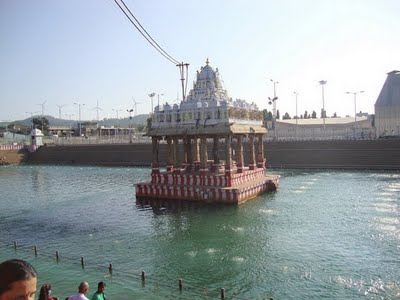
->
[38, 283, 59, 300]
[67, 282, 89, 300]
[91, 282, 106, 300]
[0, 259, 38, 300]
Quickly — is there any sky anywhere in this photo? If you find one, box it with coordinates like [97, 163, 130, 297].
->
[1, 0, 399, 122]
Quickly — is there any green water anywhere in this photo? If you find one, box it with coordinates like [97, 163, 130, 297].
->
[0, 165, 399, 299]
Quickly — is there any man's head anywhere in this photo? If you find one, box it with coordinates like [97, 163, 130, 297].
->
[78, 282, 89, 294]
[0, 259, 37, 300]
[97, 282, 106, 293]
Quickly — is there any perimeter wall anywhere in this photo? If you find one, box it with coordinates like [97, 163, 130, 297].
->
[26, 140, 400, 170]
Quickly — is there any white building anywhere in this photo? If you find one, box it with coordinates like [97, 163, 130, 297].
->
[375, 70, 400, 138]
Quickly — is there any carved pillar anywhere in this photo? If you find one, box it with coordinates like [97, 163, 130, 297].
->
[183, 137, 192, 172]
[200, 137, 208, 176]
[166, 137, 174, 172]
[173, 137, 181, 173]
[225, 135, 232, 176]
[236, 135, 244, 173]
[192, 137, 200, 171]
[151, 136, 160, 184]
[249, 134, 256, 170]
[256, 134, 265, 168]
[212, 136, 220, 173]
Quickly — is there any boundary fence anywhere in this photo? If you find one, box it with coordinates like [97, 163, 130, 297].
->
[0, 240, 274, 300]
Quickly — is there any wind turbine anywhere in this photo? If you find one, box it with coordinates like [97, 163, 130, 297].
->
[92, 100, 102, 121]
[56, 104, 67, 119]
[38, 99, 47, 116]
[132, 97, 142, 116]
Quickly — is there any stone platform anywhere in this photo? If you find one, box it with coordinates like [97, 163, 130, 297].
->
[136, 168, 279, 205]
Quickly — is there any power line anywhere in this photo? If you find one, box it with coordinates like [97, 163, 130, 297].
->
[113, 0, 179, 65]
[119, 0, 180, 65]
[112, 0, 191, 100]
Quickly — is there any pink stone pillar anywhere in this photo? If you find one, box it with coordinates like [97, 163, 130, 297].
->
[151, 136, 160, 183]
[173, 136, 181, 173]
[225, 135, 232, 177]
[166, 137, 174, 172]
[192, 137, 200, 171]
[249, 134, 256, 170]
[200, 137, 208, 176]
[184, 137, 192, 172]
[236, 135, 244, 173]
[256, 134, 265, 168]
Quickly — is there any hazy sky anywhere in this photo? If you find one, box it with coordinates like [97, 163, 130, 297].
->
[1, 0, 399, 122]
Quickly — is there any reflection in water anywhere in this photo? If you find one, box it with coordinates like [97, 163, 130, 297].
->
[0, 166, 399, 299]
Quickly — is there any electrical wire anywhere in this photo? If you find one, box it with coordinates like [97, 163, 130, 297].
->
[113, 0, 179, 65]
[119, 0, 180, 65]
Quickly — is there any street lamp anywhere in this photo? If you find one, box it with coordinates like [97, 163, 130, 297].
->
[157, 93, 164, 110]
[268, 79, 279, 139]
[346, 90, 364, 139]
[73, 102, 85, 137]
[127, 108, 134, 144]
[319, 80, 327, 134]
[148, 93, 155, 114]
[294, 91, 299, 139]
[65, 113, 74, 137]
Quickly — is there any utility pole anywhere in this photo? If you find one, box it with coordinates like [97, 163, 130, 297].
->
[346, 90, 364, 139]
[56, 104, 67, 119]
[319, 80, 327, 135]
[268, 79, 279, 140]
[73, 102, 85, 137]
[176, 62, 190, 100]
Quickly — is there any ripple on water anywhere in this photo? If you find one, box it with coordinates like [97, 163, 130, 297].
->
[186, 250, 198, 257]
[206, 248, 218, 254]
[231, 256, 245, 263]
[375, 192, 396, 197]
[258, 208, 274, 214]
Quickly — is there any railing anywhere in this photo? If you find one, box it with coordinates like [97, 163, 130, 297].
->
[0, 240, 269, 300]
[264, 127, 377, 141]
[45, 134, 152, 146]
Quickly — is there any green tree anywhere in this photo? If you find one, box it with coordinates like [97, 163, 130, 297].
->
[282, 112, 291, 120]
[262, 109, 273, 121]
[311, 111, 317, 118]
[304, 111, 309, 119]
[33, 117, 49, 134]
[320, 108, 327, 118]
[276, 110, 280, 120]
[332, 112, 337, 118]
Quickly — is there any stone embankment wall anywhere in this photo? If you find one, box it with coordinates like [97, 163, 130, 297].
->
[27, 140, 400, 170]
[0, 149, 28, 165]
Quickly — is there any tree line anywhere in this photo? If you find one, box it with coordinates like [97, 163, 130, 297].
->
[263, 108, 338, 121]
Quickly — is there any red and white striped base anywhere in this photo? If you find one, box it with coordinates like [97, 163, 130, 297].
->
[136, 167, 279, 205]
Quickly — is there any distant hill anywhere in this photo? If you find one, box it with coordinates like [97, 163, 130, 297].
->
[2, 114, 149, 127]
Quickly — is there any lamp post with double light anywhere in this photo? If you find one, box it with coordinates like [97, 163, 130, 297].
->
[346, 90, 364, 139]
[268, 79, 279, 139]
[73, 102, 85, 137]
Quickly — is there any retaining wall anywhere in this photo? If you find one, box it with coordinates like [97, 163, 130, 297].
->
[27, 140, 400, 170]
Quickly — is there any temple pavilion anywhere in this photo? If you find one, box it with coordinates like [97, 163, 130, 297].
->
[135, 59, 279, 205]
